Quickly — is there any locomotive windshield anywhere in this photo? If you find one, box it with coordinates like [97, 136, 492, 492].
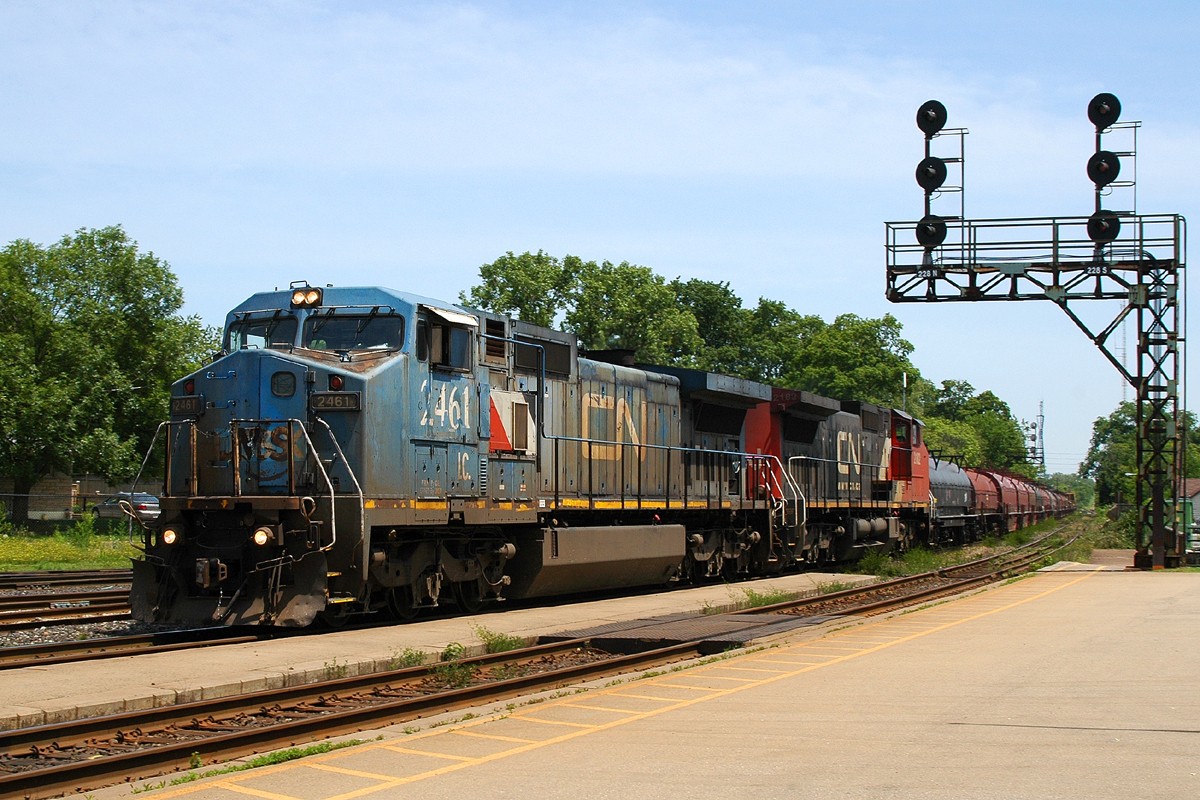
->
[226, 315, 298, 350]
[304, 311, 406, 351]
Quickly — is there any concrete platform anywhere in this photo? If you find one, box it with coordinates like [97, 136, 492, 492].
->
[69, 560, 1200, 800]
[1, 571, 870, 731]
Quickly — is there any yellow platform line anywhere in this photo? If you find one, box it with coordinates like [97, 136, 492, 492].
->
[642, 681, 729, 692]
[380, 745, 474, 762]
[451, 729, 538, 744]
[610, 692, 688, 702]
[560, 702, 648, 714]
[160, 571, 1100, 800]
[517, 716, 594, 728]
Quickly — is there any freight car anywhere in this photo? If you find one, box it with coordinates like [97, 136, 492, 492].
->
[128, 282, 1073, 627]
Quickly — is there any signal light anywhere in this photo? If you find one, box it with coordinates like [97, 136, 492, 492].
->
[1087, 150, 1121, 188]
[1087, 210, 1121, 243]
[1088, 92, 1121, 130]
[915, 215, 948, 248]
[916, 100, 947, 137]
[916, 156, 948, 193]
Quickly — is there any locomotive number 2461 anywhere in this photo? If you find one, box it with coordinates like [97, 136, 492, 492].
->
[420, 380, 471, 431]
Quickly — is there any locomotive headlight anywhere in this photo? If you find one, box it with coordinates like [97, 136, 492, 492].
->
[252, 526, 275, 546]
[290, 287, 323, 307]
[160, 527, 181, 546]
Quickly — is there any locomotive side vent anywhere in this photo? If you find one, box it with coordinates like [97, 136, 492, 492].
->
[479, 456, 489, 494]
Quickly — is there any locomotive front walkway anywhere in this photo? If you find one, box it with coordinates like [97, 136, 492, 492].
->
[39, 557, 1200, 799]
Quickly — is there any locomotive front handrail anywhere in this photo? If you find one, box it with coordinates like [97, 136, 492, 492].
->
[147, 415, 355, 555]
[311, 416, 366, 557]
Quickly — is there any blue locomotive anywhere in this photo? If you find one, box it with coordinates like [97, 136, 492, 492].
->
[130, 282, 1073, 627]
[132, 283, 795, 626]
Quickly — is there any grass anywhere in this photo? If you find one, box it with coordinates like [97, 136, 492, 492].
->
[148, 739, 372, 791]
[0, 515, 140, 570]
[471, 624, 525, 653]
[740, 586, 792, 607]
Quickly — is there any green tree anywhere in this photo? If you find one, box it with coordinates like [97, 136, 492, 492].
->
[922, 381, 1033, 475]
[458, 250, 580, 328]
[1045, 472, 1095, 509]
[670, 278, 755, 374]
[787, 313, 916, 407]
[564, 259, 702, 364]
[923, 417, 984, 464]
[0, 226, 216, 521]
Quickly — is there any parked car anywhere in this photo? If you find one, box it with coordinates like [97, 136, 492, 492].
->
[93, 492, 161, 521]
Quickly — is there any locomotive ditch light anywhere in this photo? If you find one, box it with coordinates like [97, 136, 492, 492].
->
[252, 526, 276, 546]
[291, 287, 323, 307]
[160, 527, 181, 546]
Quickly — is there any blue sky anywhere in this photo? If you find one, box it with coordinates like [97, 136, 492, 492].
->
[2, 1, 1196, 475]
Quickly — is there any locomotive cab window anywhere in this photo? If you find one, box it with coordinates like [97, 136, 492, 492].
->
[304, 311, 404, 351]
[418, 307, 478, 371]
[226, 316, 298, 351]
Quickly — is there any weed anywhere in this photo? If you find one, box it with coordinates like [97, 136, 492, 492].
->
[163, 739, 369, 787]
[741, 586, 790, 607]
[132, 781, 167, 794]
[471, 624, 525, 653]
[816, 580, 857, 594]
[323, 657, 349, 680]
[388, 647, 425, 669]
[490, 663, 530, 681]
[188, 752, 203, 769]
[431, 642, 475, 688]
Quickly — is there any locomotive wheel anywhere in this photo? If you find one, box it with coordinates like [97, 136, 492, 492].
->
[317, 606, 352, 628]
[452, 579, 484, 614]
[387, 585, 419, 621]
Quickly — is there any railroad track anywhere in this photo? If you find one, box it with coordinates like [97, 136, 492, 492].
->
[0, 588, 132, 632]
[736, 526, 1075, 621]
[0, 569, 132, 590]
[0, 628, 265, 670]
[0, 637, 708, 799]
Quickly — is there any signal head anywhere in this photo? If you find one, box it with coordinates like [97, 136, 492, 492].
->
[1087, 150, 1121, 188]
[915, 156, 948, 193]
[1088, 93, 1121, 130]
[1087, 210, 1121, 243]
[916, 100, 948, 136]
[915, 214, 948, 248]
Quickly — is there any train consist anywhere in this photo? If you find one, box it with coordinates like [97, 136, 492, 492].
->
[129, 283, 1074, 627]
